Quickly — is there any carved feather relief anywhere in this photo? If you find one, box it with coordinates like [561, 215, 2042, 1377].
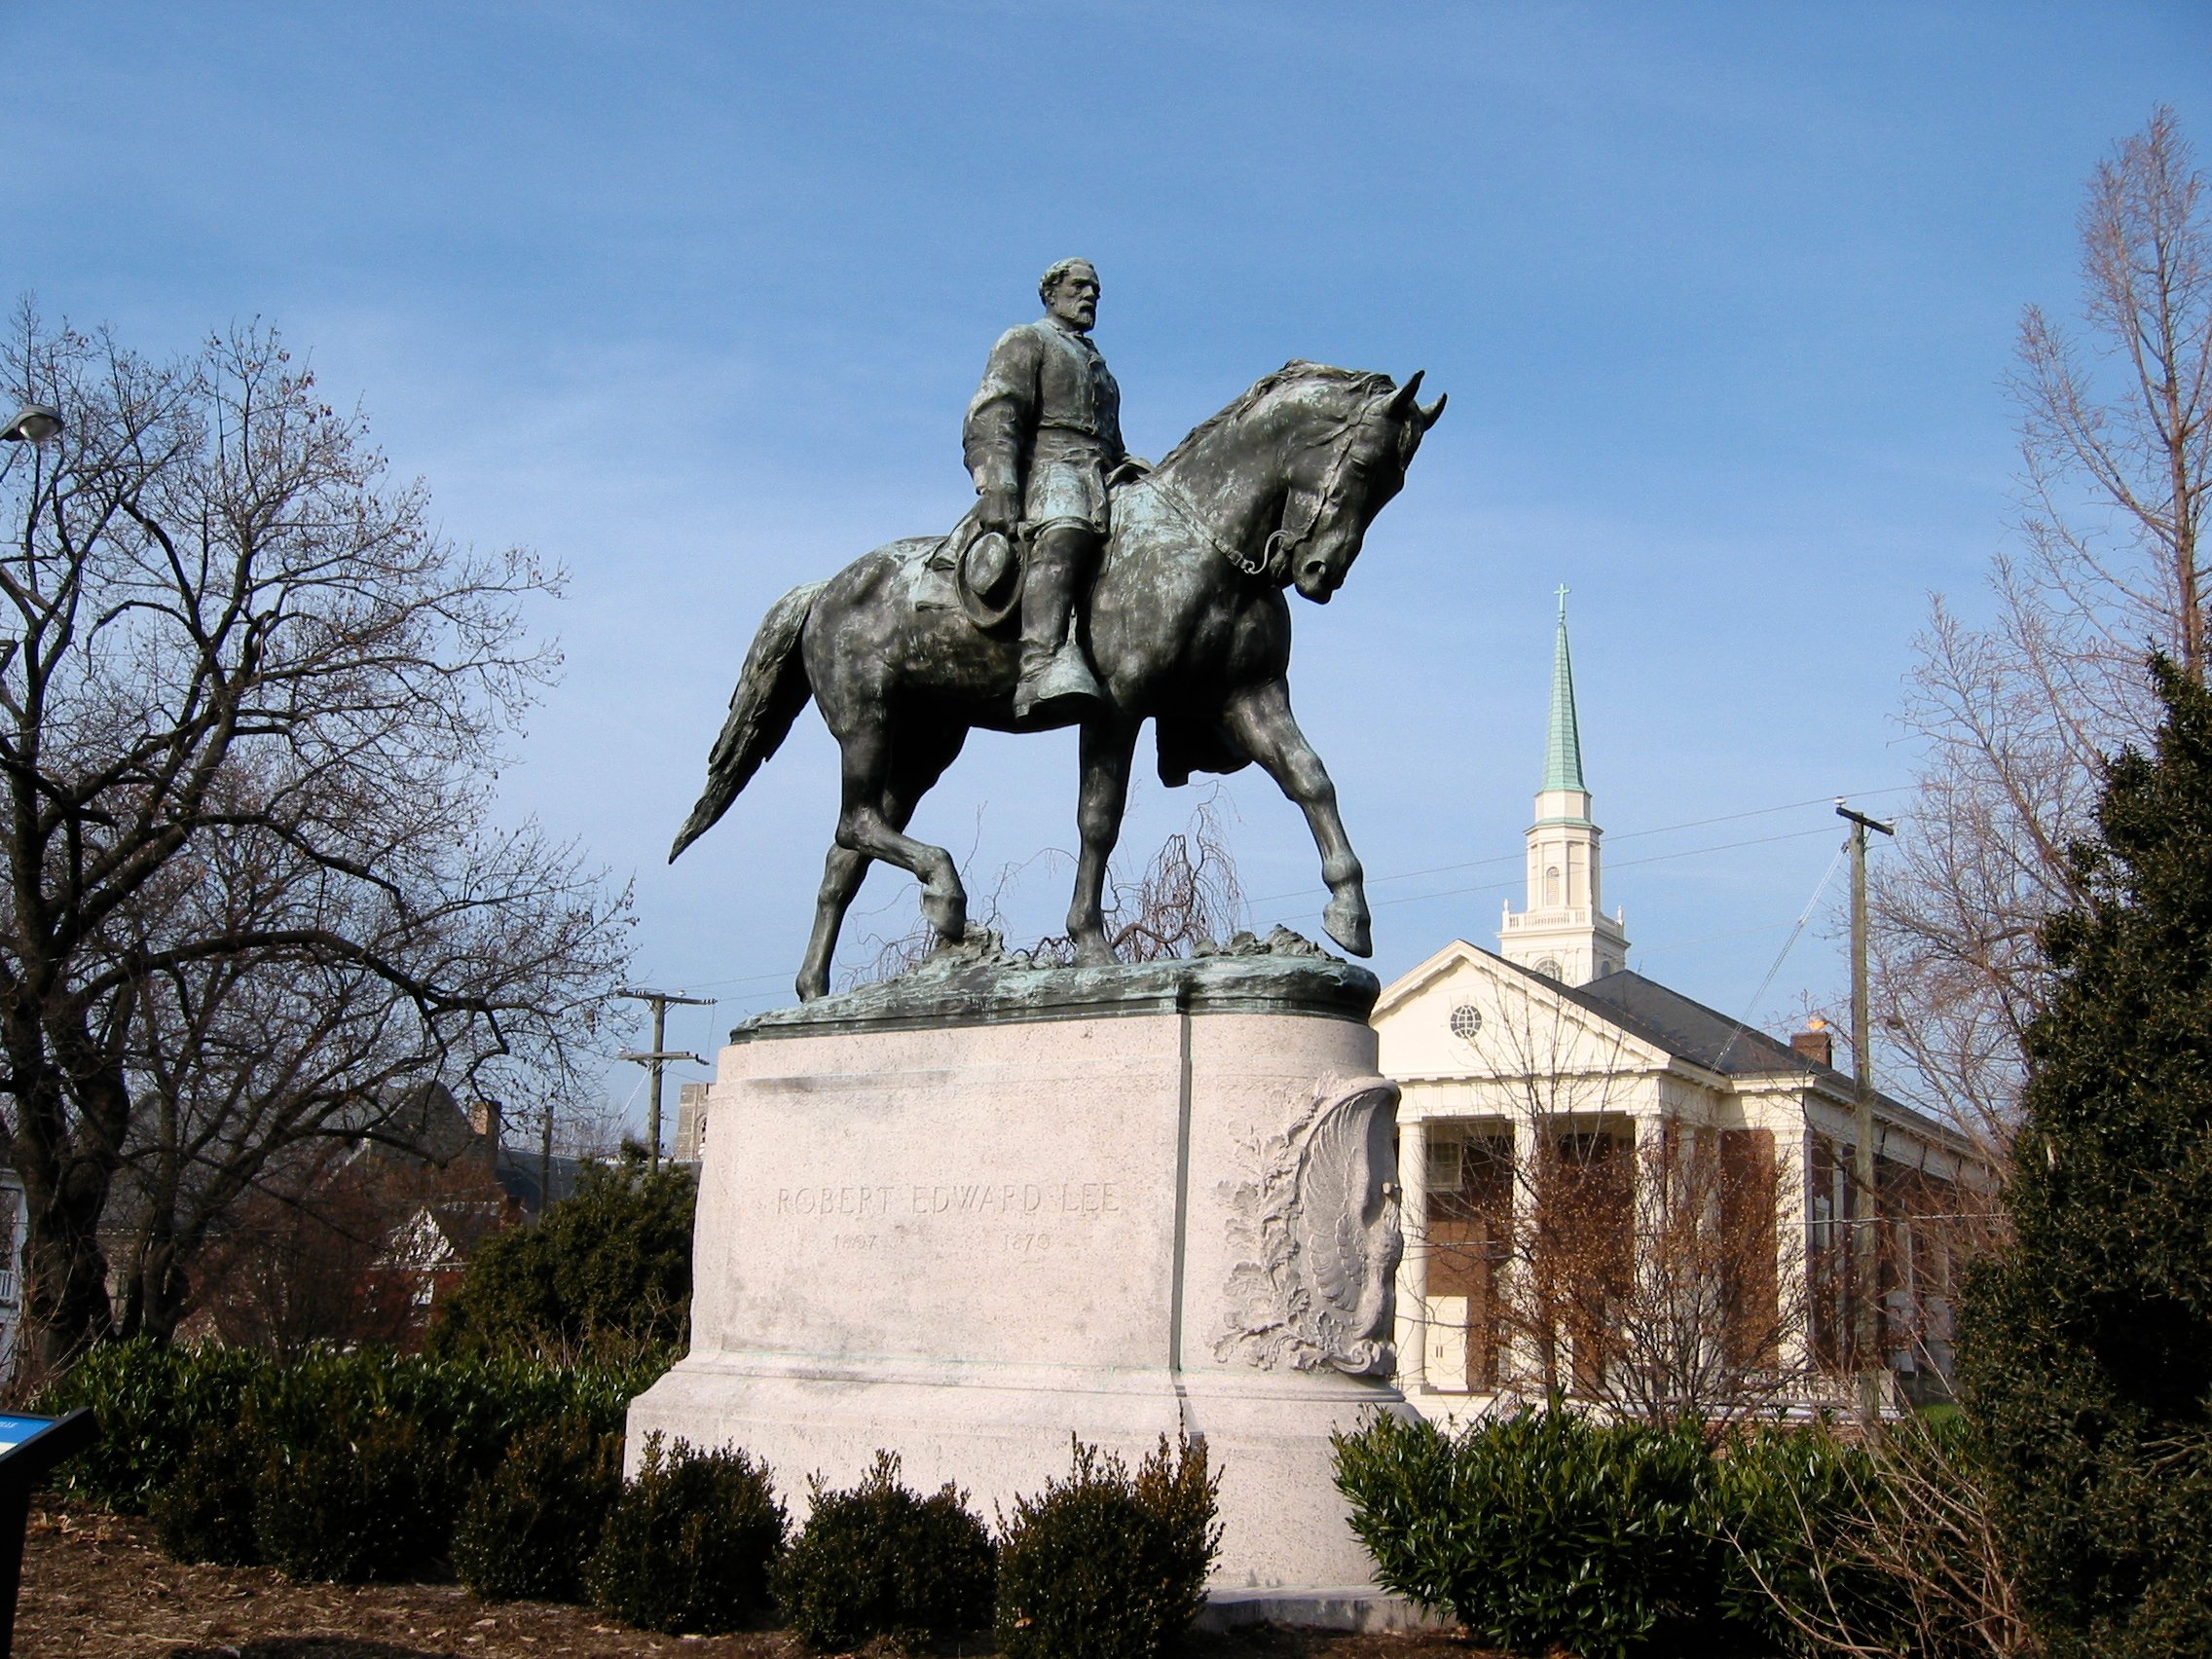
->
[1215, 1074, 1404, 1376]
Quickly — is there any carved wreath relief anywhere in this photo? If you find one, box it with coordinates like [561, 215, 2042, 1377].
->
[1215, 1074, 1404, 1377]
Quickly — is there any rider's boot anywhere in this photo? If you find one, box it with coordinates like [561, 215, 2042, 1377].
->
[1014, 528, 1105, 720]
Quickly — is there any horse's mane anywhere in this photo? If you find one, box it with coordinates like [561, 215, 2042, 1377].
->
[1157, 361, 1395, 470]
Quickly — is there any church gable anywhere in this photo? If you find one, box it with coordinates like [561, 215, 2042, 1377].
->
[1375, 940, 1671, 1085]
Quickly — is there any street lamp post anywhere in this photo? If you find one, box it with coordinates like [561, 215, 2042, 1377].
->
[0, 405, 61, 446]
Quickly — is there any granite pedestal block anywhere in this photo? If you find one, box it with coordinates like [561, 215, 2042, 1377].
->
[626, 939, 1412, 1590]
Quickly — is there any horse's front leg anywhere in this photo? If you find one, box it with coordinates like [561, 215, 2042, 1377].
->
[1067, 716, 1139, 966]
[1221, 679, 1372, 956]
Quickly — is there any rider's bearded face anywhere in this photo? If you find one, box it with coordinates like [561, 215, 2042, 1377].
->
[1047, 269, 1099, 332]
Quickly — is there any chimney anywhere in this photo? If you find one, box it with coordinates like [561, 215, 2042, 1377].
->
[468, 1097, 502, 1172]
[1790, 1019, 1833, 1069]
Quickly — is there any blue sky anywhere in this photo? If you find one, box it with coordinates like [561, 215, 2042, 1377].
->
[5, 3, 2205, 1123]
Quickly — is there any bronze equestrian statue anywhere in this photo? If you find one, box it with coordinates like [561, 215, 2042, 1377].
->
[672, 264, 1446, 1002]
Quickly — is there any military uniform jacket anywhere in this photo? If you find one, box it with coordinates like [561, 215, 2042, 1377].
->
[963, 317, 1125, 535]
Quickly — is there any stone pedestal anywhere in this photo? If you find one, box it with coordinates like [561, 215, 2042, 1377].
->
[626, 939, 1411, 1590]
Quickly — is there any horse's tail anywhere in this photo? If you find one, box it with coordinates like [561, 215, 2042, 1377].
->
[670, 579, 827, 863]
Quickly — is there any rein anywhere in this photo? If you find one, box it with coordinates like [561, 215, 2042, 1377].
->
[1147, 392, 1382, 584]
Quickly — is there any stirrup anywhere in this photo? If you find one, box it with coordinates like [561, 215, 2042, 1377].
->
[1014, 645, 1104, 719]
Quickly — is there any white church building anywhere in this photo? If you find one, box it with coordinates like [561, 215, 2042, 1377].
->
[1371, 599, 1986, 1419]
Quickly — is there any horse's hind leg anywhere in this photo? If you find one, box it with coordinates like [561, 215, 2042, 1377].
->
[824, 716, 970, 949]
[798, 720, 973, 1000]
[797, 845, 869, 1002]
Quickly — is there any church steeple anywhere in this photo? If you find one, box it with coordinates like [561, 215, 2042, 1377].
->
[1542, 587, 1587, 796]
[1499, 590, 1629, 984]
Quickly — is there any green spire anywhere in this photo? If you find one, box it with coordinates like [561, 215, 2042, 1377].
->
[1542, 585, 1587, 794]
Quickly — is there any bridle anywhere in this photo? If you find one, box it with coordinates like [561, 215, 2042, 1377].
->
[1250, 393, 1384, 582]
[1149, 390, 1386, 583]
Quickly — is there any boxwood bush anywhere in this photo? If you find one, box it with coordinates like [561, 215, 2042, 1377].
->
[1334, 1407, 1909, 1659]
[454, 1414, 624, 1603]
[1335, 1408, 1733, 1659]
[586, 1433, 787, 1634]
[43, 1338, 647, 1586]
[149, 1413, 269, 1566]
[772, 1451, 996, 1651]
[39, 1338, 271, 1513]
[993, 1435, 1220, 1659]
[253, 1409, 452, 1582]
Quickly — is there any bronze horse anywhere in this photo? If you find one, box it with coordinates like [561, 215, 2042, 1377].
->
[672, 361, 1446, 1001]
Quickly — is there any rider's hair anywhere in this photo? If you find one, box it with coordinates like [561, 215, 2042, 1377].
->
[1039, 258, 1096, 304]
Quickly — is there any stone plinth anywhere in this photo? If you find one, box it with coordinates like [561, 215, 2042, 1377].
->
[626, 938, 1411, 1590]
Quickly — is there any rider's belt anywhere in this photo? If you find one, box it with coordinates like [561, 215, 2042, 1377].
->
[1022, 430, 1113, 535]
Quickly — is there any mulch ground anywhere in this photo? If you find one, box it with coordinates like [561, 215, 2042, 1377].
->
[18, 1503, 1498, 1659]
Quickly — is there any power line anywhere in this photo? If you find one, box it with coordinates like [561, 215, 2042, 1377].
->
[672, 784, 1921, 1004]
[1361, 825, 1847, 913]
[1242, 786, 1912, 907]
[1709, 836, 1852, 1074]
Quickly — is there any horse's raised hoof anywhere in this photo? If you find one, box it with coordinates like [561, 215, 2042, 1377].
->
[1322, 896, 1373, 957]
[921, 888, 968, 942]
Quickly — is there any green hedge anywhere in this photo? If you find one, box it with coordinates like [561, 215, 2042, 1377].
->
[455, 1415, 624, 1603]
[37, 1339, 269, 1514]
[39, 1338, 651, 1584]
[1333, 1408, 1902, 1659]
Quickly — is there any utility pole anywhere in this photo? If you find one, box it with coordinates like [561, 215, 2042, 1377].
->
[617, 987, 714, 1172]
[1837, 802, 1896, 1421]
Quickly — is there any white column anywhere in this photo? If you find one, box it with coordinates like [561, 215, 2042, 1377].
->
[1395, 1114, 1429, 1393]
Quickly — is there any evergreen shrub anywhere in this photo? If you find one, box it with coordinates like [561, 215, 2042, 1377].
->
[1710, 1419, 1881, 1652]
[772, 1451, 995, 1652]
[587, 1432, 787, 1634]
[149, 1414, 270, 1566]
[431, 1147, 696, 1364]
[454, 1415, 624, 1603]
[252, 1410, 453, 1582]
[993, 1435, 1220, 1659]
[1335, 1408, 1737, 1659]
[42, 1338, 645, 1586]
[37, 1338, 271, 1512]
[1960, 657, 2212, 1657]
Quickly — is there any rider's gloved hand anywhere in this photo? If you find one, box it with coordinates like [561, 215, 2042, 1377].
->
[976, 486, 1021, 536]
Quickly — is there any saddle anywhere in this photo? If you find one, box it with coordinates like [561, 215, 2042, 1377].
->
[915, 461, 1153, 634]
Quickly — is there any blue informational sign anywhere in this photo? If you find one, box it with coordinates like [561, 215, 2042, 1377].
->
[0, 1419, 61, 1456]
[0, 1406, 96, 1659]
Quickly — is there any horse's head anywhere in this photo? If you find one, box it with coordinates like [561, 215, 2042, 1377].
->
[1269, 365, 1447, 603]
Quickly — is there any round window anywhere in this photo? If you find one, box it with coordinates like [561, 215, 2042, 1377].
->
[1449, 1003, 1483, 1040]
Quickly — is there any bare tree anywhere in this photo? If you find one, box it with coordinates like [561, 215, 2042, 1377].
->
[842, 788, 1247, 985]
[1874, 108, 2211, 1153]
[179, 1147, 460, 1359]
[1739, 1416, 2040, 1659]
[1414, 976, 1818, 1423]
[0, 310, 632, 1365]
